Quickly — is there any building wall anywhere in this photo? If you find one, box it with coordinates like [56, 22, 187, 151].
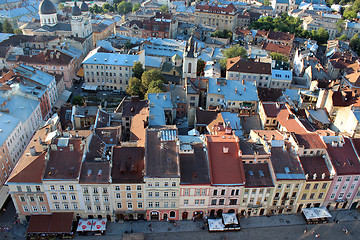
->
[226, 71, 272, 88]
[194, 11, 237, 31]
[239, 186, 275, 216]
[207, 185, 244, 217]
[296, 180, 332, 212]
[179, 185, 210, 220]
[0, 144, 13, 185]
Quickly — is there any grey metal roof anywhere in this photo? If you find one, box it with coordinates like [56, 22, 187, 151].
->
[39, 0, 56, 15]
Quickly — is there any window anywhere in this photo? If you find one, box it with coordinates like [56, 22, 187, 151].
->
[200, 199, 205, 205]
[195, 199, 199, 205]
[17, 186, 22, 192]
[29, 196, 35, 202]
[229, 199, 237, 205]
[117, 203, 122, 208]
[171, 192, 176, 197]
[342, 184, 348, 190]
[103, 188, 108, 193]
[164, 192, 168, 197]
[154, 192, 159, 197]
[69, 185, 74, 191]
[96, 206, 101, 211]
[138, 202, 143, 208]
[93, 188, 98, 194]
[64, 204, 69, 210]
[94, 196, 99, 202]
[62, 195, 67, 200]
[286, 184, 291, 189]
[148, 202, 153, 208]
[171, 202, 176, 207]
[155, 182, 159, 187]
[339, 193, 344, 198]
[23, 206, 29, 212]
[115, 186, 120, 191]
[104, 197, 109, 202]
[170, 211, 176, 218]
[309, 193, 315, 199]
[219, 199, 224, 205]
[116, 193, 121, 199]
[305, 184, 310, 190]
[211, 199, 217, 205]
[85, 196, 90, 202]
[41, 206, 47, 212]
[172, 182, 176, 187]
[318, 193, 323, 199]
[127, 203, 133, 209]
[52, 194, 58, 200]
[355, 176, 359, 181]
[351, 184, 356, 190]
[221, 189, 225, 195]
[148, 192, 153, 197]
[184, 189, 189, 196]
[347, 192, 352, 198]
[83, 188, 88, 194]
[55, 204, 60, 210]
[137, 185, 142, 191]
[201, 189, 206, 196]
[330, 193, 335, 199]
[337, 177, 342, 182]
[105, 205, 110, 211]
[313, 183, 319, 190]
[126, 186, 131, 191]
[60, 185, 65, 191]
[155, 202, 160, 207]
[301, 194, 307, 200]
[213, 189, 218, 196]
[196, 189, 200, 196]
[295, 184, 299, 189]
[127, 193, 132, 199]
[71, 195, 76, 201]
[346, 177, 351, 181]
[184, 199, 189, 205]
[322, 183, 327, 189]
[334, 185, 339, 191]
[36, 186, 41, 192]
[20, 196, 25, 202]
[26, 186, 31, 192]
[278, 184, 282, 189]
[138, 193, 142, 198]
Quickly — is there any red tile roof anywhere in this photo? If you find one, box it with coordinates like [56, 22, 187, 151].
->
[262, 42, 291, 56]
[196, 3, 237, 14]
[267, 31, 294, 43]
[326, 137, 360, 175]
[226, 57, 271, 74]
[293, 133, 326, 149]
[299, 156, 331, 181]
[276, 104, 308, 134]
[206, 135, 245, 185]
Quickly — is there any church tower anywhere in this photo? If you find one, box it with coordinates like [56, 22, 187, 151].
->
[183, 35, 198, 79]
[39, 0, 58, 27]
[71, 0, 92, 38]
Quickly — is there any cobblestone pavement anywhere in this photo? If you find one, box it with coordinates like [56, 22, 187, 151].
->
[2, 209, 360, 239]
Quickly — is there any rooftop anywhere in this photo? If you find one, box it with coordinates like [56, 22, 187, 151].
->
[293, 133, 326, 149]
[206, 135, 245, 185]
[261, 102, 285, 118]
[79, 161, 110, 184]
[227, 57, 271, 75]
[243, 163, 274, 188]
[111, 146, 145, 183]
[145, 127, 179, 178]
[299, 156, 331, 181]
[179, 143, 210, 185]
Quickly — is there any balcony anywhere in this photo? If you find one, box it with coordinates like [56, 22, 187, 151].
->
[282, 197, 289, 200]
[247, 203, 262, 208]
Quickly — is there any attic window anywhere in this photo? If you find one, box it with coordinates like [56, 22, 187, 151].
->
[223, 147, 229, 154]
[249, 170, 254, 176]
[284, 167, 290, 174]
[259, 171, 264, 177]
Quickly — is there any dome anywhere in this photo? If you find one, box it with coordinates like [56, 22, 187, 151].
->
[80, 0, 89, 12]
[39, 0, 57, 15]
[72, 1, 82, 16]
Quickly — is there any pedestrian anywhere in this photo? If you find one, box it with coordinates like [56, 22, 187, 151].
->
[315, 233, 320, 238]
[304, 228, 308, 234]
[192, 216, 195, 222]
[150, 228, 153, 232]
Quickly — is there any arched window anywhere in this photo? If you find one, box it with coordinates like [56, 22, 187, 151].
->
[188, 62, 192, 73]
[169, 211, 175, 218]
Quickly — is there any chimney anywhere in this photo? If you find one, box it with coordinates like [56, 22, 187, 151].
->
[313, 173, 317, 180]
[305, 174, 309, 179]
[30, 146, 36, 156]
[51, 144, 57, 151]
[322, 173, 326, 179]
[223, 146, 229, 154]
[235, 88, 237, 94]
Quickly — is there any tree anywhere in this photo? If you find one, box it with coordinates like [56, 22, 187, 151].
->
[102, 3, 114, 13]
[159, 5, 169, 13]
[126, 77, 142, 97]
[14, 28, 22, 35]
[72, 95, 84, 106]
[0, 22, 3, 33]
[212, 30, 233, 39]
[343, 8, 357, 20]
[312, 27, 329, 45]
[338, 34, 347, 41]
[141, 69, 165, 91]
[90, 4, 102, 14]
[3, 20, 13, 33]
[197, 59, 206, 76]
[220, 46, 248, 69]
[270, 52, 288, 62]
[59, 3, 65, 10]
[350, 33, 360, 55]
[132, 61, 145, 79]
[148, 80, 165, 92]
[117, 1, 132, 14]
[335, 19, 345, 33]
[263, 0, 271, 6]
[132, 3, 140, 12]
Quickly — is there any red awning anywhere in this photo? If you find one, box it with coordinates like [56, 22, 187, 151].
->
[27, 212, 74, 234]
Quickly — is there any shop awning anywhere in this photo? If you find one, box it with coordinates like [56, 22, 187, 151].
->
[76, 219, 107, 232]
[208, 218, 225, 232]
[77, 219, 92, 231]
[77, 67, 84, 77]
[84, 84, 98, 91]
[302, 207, 332, 220]
[27, 212, 74, 234]
[222, 213, 239, 225]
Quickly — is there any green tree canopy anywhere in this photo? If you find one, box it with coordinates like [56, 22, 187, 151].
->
[132, 61, 145, 79]
[220, 46, 248, 69]
[72, 95, 84, 106]
[263, 0, 271, 5]
[141, 69, 166, 91]
[90, 4, 102, 14]
[270, 52, 288, 62]
[197, 59, 206, 76]
[117, 1, 132, 14]
[335, 19, 345, 33]
[126, 77, 143, 97]
[3, 20, 13, 33]
[14, 28, 22, 35]
[211, 30, 233, 39]
[312, 27, 329, 45]
[159, 5, 169, 13]
[350, 33, 360, 55]
[102, 3, 114, 13]
[338, 34, 347, 41]
[148, 80, 165, 92]
[132, 3, 140, 12]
